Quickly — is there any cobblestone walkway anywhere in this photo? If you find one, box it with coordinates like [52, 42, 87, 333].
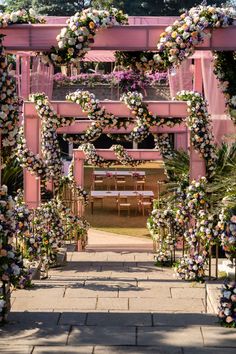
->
[0, 230, 235, 353]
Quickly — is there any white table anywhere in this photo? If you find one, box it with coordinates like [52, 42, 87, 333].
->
[91, 190, 153, 198]
[93, 171, 145, 177]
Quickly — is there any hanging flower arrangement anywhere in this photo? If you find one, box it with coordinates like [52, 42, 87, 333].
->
[41, 8, 128, 66]
[80, 143, 112, 168]
[175, 91, 217, 177]
[115, 51, 161, 73]
[218, 282, 236, 328]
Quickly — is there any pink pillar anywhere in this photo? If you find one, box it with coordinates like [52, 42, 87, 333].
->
[193, 59, 203, 92]
[175, 131, 188, 151]
[24, 109, 41, 208]
[20, 55, 31, 100]
[73, 155, 84, 187]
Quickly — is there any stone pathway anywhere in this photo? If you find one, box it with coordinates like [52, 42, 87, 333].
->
[1, 230, 236, 353]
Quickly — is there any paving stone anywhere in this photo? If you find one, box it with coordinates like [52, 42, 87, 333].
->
[33, 346, 93, 353]
[137, 326, 203, 347]
[201, 326, 236, 347]
[68, 326, 136, 345]
[8, 311, 60, 325]
[96, 298, 128, 310]
[0, 346, 33, 354]
[65, 287, 119, 298]
[11, 297, 97, 311]
[183, 348, 236, 354]
[94, 346, 182, 354]
[171, 287, 205, 299]
[58, 312, 87, 325]
[153, 313, 217, 327]
[119, 287, 171, 298]
[87, 312, 152, 326]
[85, 280, 137, 288]
[11, 287, 65, 298]
[138, 281, 205, 289]
[0, 325, 69, 345]
[129, 298, 204, 312]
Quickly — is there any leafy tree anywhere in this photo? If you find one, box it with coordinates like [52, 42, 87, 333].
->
[3, 0, 32, 12]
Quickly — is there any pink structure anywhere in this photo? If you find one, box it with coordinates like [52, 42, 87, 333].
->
[1, 16, 235, 208]
[73, 149, 162, 187]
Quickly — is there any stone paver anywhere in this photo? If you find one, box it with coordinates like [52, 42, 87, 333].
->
[137, 326, 203, 347]
[2, 230, 235, 353]
[68, 326, 136, 345]
[129, 298, 204, 312]
[96, 297, 129, 310]
[201, 326, 236, 347]
[86, 312, 152, 326]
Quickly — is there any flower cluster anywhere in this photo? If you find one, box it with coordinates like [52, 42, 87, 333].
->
[80, 143, 112, 168]
[154, 134, 175, 160]
[121, 91, 182, 142]
[213, 51, 236, 124]
[174, 253, 207, 282]
[218, 208, 236, 262]
[155, 5, 234, 71]
[0, 8, 44, 26]
[196, 210, 220, 248]
[175, 91, 217, 177]
[218, 282, 236, 328]
[64, 90, 118, 144]
[42, 8, 128, 66]
[111, 144, 144, 167]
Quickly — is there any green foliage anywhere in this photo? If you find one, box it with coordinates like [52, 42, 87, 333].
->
[1, 159, 23, 195]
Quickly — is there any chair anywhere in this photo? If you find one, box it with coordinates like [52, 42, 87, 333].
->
[137, 194, 153, 216]
[115, 176, 126, 190]
[90, 194, 103, 214]
[117, 193, 131, 216]
[134, 176, 146, 191]
[92, 175, 104, 190]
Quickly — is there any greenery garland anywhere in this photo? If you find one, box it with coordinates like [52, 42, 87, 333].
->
[41, 8, 128, 66]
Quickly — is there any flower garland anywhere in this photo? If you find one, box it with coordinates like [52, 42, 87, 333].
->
[154, 134, 175, 160]
[16, 93, 74, 187]
[121, 91, 182, 142]
[218, 208, 236, 262]
[41, 8, 128, 66]
[81, 143, 111, 167]
[115, 51, 161, 73]
[111, 144, 145, 167]
[59, 159, 89, 205]
[64, 90, 118, 144]
[154, 5, 234, 71]
[0, 186, 33, 323]
[218, 282, 236, 328]
[213, 51, 236, 123]
[0, 9, 45, 161]
[175, 91, 217, 177]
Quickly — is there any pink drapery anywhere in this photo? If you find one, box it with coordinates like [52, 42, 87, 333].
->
[15, 55, 54, 100]
[31, 57, 54, 99]
[168, 59, 193, 98]
[199, 51, 235, 144]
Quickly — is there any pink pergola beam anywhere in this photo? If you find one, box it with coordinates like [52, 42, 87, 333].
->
[24, 101, 188, 118]
[73, 149, 162, 187]
[2, 24, 236, 51]
[57, 121, 187, 134]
